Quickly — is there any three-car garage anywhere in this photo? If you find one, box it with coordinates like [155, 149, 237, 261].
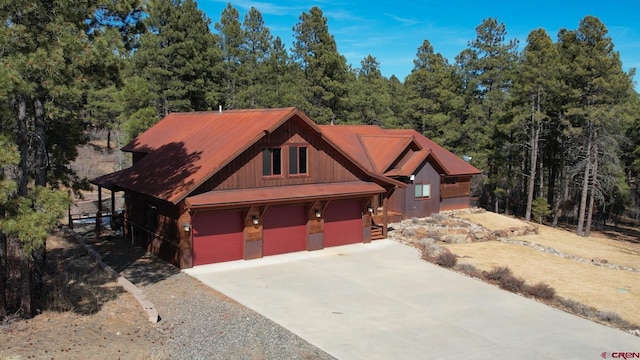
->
[190, 199, 366, 266]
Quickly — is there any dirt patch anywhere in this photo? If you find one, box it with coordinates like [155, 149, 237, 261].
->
[0, 230, 164, 359]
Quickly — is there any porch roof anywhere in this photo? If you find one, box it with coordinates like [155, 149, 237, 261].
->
[185, 181, 384, 209]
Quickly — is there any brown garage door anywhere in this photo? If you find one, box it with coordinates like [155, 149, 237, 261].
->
[324, 199, 362, 247]
[192, 210, 244, 265]
[263, 205, 307, 256]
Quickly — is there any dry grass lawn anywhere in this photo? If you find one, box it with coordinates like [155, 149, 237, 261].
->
[445, 212, 640, 327]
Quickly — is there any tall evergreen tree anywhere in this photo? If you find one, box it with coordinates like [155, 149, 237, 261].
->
[0, 0, 143, 319]
[387, 75, 409, 129]
[262, 36, 308, 109]
[215, 3, 246, 110]
[347, 55, 394, 126]
[237, 7, 272, 108]
[131, 0, 221, 118]
[291, 6, 350, 124]
[456, 18, 518, 212]
[558, 16, 635, 235]
[405, 40, 463, 149]
[512, 29, 560, 221]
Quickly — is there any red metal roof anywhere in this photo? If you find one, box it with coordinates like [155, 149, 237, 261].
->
[101, 108, 322, 203]
[92, 108, 478, 206]
[319, 125, 480, 178]
[359, 135, 414, 173]
[388, 129, 481, 176]
[384, 149, 430, 177]
[185, 181, 384, 209]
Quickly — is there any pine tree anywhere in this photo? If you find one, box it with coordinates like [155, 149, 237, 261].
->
[558, 16, 635, 236]
[405, 40, 463, 149]
[131, 0, 221, 117]
[215, 3, 246, 110]
[291, 7, 350, 124]
[513, 29, 560, 221]
[347, 55, 394, 126]
[0, 0, 142, 319]
[456, 18, 518, 212]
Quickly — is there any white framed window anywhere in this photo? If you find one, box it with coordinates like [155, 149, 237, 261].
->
[415, 183, 431, 199]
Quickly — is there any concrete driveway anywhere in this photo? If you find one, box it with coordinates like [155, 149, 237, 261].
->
[185, 240, 640, 360]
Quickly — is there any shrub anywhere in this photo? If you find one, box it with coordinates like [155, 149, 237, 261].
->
[455, 263, 482, 277]
[483, 266, 512, 281]
[498, 274, 526, 293]
[402, 228, 416, 237]
[435, 250, 458, 268]
[559, 298, 598, 319]
[416, 238, 442, 260]
[525, 282, 556, 300]
[531, 197, 551, 224]
[597, 311, 624, 325]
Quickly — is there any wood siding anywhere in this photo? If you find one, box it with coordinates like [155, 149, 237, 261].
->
[192, 119, 364, 194]
[124, 192, 184, 267]
[440, 176, 472, 198]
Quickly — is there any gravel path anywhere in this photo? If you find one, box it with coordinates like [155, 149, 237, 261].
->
[85, 230, 336, 360]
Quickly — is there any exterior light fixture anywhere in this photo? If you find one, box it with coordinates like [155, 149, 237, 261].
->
[252, 215, 259, 225]
[182, 222, 191, 232]
[367, 206, 374, 213]
[315, 209, 321, 218]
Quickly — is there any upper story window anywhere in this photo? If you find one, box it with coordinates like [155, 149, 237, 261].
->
[415, 183, 431, 199]
[444, 177, 457, 185]
[289, 146, 308, 175]
[262, 147, 282, 176]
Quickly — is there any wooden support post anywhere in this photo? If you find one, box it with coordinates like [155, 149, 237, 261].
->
[383, 196, 388, 238]
[111, 191, 115, 216]
[96, 186, 102, 241]
[68, 204, 73, 230]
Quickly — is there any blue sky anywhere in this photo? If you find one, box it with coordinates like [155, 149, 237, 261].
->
[199, 0, 640, 89]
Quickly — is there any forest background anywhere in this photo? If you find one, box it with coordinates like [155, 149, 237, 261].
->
[1, 0, 639, 320]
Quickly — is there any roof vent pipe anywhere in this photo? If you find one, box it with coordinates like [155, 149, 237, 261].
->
[219, 105, 222, 114]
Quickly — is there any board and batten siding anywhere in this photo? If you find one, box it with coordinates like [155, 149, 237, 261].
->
[193, 119, 364, 193]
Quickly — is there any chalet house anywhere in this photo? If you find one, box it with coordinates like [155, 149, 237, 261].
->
[92, 108, 480, 268]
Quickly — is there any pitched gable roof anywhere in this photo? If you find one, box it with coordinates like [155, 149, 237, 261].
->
[92, 108, 403, 204]
[388, 129, 481, 176]
[95, 108, 322, 204]
[92, 108, 479, 205]
[319, 125, 480, 178]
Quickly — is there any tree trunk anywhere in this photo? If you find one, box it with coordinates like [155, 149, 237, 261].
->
[576, 123, 592, 236]
[4, 234, 30, 318]
[34, 96, 47, 187]
[538, 145, 544, 199]
[537, 90, 544, 200]
[16, 97, 29, 196]
[525, 98, 538, 222]
[0, 233, 6, 319]
[524, 134, 538, 221]
[585, 141, 599, 237]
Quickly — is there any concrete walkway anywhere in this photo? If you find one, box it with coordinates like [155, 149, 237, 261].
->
[186, 240, 640, 360]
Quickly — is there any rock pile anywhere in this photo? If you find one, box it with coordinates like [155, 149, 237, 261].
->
[388, 208, 537, 245]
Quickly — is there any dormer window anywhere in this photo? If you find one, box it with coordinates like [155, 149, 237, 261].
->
[289, 146, 308, 175]
[262, 147, 282, 176]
